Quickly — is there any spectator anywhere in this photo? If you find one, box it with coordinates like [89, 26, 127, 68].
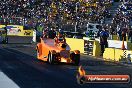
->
[100, 29, 109, 56]
[117, 29, 122, 40]
[122, 27, 128, 41]
[128, 27, 132, 43]
[128, 28, 132, 43]
[48, 28, 56, 39]
[0, 0, 113, 32]
[54, 31, 66, 45]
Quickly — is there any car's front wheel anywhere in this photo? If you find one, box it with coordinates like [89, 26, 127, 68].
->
[74, 54, 80, 66]
[36, 46, 40, 59]
[48, 53, 56, 64]
[71, 53, 80, 66]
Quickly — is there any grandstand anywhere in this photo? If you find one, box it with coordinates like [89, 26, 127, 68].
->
[0, 0, 131, 33]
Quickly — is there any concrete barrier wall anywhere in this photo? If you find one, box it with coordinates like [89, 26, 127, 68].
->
[66, 37, 132, 61]
[103, 48, 115, 61]
[93, 40, 101, 57]
[114, 49, 124, 61]
[66, 38, 101, 56]
[103, 48, 132, 61]
[66, 38, 84, 53]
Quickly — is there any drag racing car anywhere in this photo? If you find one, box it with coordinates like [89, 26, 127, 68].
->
[0, 28, 8, 44]
[36, 37, 80, 65]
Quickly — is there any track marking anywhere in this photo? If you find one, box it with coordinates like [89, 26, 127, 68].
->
[23, 44, 35, 48]
[0, 72, 20, 88]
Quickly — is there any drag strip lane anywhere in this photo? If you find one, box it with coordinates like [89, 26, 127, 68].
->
[0, 49, 58, 88]
[0, 48, 87, 88]
[0, 47, 131, 88]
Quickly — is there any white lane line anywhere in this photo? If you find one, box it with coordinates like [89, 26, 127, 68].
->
[23, 45, 35, 48]
[0, 72, 20, 88]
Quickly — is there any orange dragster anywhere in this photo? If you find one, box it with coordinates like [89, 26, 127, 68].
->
[36, 37, 80, 65]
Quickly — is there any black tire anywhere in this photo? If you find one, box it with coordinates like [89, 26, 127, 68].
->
[71, 53, 80, 66]
[74, 54, 80, 66]
[48, 53, 55, 64]
[36, 47, 39, 59]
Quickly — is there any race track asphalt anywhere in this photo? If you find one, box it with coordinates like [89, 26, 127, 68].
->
[0, 36, 132, 88]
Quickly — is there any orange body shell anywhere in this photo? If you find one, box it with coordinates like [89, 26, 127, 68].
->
[36, 38, 80, 63]
[36, 38, 80, 64]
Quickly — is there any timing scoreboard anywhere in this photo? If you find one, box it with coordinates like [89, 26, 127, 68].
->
[83, 37, 95, 55]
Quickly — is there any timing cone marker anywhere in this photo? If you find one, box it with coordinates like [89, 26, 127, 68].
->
[121, 37, 126, 50]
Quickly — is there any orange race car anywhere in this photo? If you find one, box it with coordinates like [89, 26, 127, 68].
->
[36, 37, 80, 65]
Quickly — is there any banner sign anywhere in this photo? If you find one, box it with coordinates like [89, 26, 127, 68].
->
[0, 25, 33, 36]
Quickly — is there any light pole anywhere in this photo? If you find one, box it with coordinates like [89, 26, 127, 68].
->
[75, 2, 78, 32]
[75, 22, 77, 32]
